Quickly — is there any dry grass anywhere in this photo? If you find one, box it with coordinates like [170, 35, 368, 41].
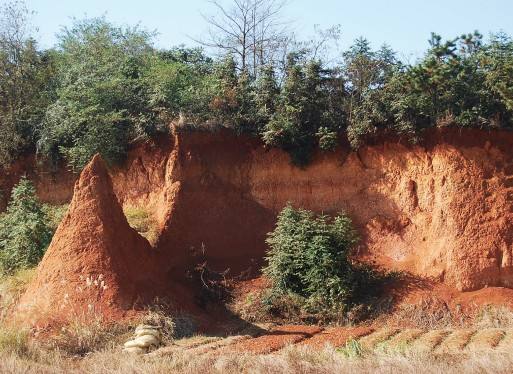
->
[496, 329, 513, 350]
[43, 305, 180, 357]
[45, 317, 133, 357]
[358, 328, 399, 350]
[466, 329, 505, 351]
[379, 329, 425, 353]
[123, 205, 159, 245]
[231, 290, 273, 323]
[410, 330, 450, 352]
[435, 330, 476, 353]
[2, 343, 513, 373]
[2, 312, 513, 373]
[475, 306, 513, 328]
[3, 269, 513, 373]
[0, 268, 35, 320]
[384, 298, 461, 329]
[0, 327, 30, 356]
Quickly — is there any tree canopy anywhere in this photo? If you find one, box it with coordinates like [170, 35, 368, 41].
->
[1, 1, 513, 169]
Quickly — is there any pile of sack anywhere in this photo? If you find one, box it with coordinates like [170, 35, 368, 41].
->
[123, 324, 162, 354]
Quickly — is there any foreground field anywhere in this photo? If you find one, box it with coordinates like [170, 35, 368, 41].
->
[3, 325, 513, 373]
[3, 347, 513, 374]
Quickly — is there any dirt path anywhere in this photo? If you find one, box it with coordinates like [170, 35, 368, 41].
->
[151, 326, 513, 358]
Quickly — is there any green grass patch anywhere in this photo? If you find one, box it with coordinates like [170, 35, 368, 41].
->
[0, 327, 30, 356]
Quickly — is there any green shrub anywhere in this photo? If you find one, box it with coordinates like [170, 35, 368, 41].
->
[0, 178, 53, 274]
[38, 17, 166, 170]
[316, 127, 338, 151]
[337, 338, 364, 358]
[263, 205, 387, 317]
[42, 203, 69, 232]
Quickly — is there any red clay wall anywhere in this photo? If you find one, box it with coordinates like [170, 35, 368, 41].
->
[7, 128, 513, 292]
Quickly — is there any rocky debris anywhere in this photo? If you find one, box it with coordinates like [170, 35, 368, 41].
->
[123, 324, 163, 354]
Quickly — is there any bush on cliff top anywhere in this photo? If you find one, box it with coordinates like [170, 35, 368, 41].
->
[0, 178, 53, 274]
[5, 0, 513, 170]
[263, 205, 389, 319]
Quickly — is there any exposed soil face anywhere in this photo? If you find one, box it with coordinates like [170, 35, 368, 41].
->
[12, 127, 513, 324]
[156, 131, 276, 277]
[157, 128, 513, 292]
[110, 135, 175, 226]
[0, 154, 76, 211]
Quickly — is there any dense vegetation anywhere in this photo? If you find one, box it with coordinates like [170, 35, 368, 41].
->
[0, 178, 52, 274]
[263, 205, 388, 320]
[2, 1, 513, 169]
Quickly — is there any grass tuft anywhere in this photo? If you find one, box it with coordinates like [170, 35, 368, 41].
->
[0, 327, 30, 356]
[0, 268, 35, 321]
[337, 338, 364, 358]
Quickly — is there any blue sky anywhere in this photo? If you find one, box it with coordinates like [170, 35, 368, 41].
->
[23, 0, 513, 61]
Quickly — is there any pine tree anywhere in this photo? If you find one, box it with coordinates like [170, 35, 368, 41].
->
[0, 177, 53, 274]
[255, 64, 279, 125]
[234, 68, 256, 132]
[210, 54, 239, 120]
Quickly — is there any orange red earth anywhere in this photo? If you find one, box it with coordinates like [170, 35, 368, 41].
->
[5, 127, 513, 328]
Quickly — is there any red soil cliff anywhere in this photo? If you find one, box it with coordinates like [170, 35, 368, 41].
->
[156, 129, 513, 292]
[13, 128, 513, 325]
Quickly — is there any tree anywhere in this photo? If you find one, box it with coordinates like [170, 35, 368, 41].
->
[38, 17, 161, 170]
[343, 39, 403, 147]
[255, 64, 279, 124]
[0, 1, 54, 166]
[262, 53, 312, 165]
[482, 32, 513, 114]
[199, 0, 288, 77]
[342, 38, 398, 107]
[208, 54, 239, 121]
[233, 68, 257, 131]
[262, 54, 344, 164]
[0, 177, 53, 274]
[146, 47, 216, 124]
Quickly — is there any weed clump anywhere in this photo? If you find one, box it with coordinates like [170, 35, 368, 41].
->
[338, 338, 364, 358]
[0, 268, 35, 321]
[0, 328, 30, 356]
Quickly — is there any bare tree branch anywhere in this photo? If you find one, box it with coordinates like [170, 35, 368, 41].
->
[195, 0, 290, 76]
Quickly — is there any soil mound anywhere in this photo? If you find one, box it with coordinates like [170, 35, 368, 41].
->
[17, 155, 159, 325]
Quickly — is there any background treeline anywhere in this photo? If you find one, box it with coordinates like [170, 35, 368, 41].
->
[2, 1, 513, 170]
